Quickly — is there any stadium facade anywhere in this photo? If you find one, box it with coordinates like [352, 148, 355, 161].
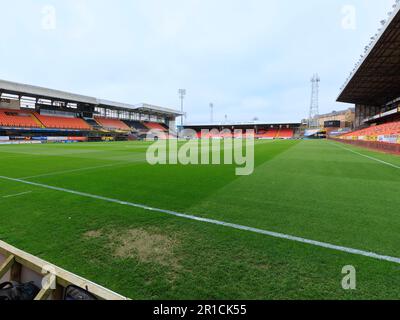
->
[0, 79, 182, 143]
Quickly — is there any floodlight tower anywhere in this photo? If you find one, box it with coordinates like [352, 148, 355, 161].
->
[178, 89, 186, 128]
[210, 103, 214, 123]
[308, 74, 320, 128]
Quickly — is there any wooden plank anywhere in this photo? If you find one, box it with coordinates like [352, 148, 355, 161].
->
[0, 241, 128, 300]
[52, 284, 64, 300]
[0, 255, 15, 279]
[0, 245, 9, 256]
[34, 276, 56, 301]
[10, 262, 22, 282]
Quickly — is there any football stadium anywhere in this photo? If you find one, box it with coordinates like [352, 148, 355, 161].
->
[0, 1, 400, 304]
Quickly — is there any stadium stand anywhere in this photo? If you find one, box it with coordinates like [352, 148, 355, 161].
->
[185, 125, 299, 140]
[0, 109, 41, 128]
[144, 122, 168, 131]
[35, 114, 92, 130]
[0, 80, 182, 144]
[95, 117, 131, 131]
[334, 4, 400, 152]
[340, 121, 400, 139]
[254, 130, 272, 138]
[123, 120, 149, 131]
[277, 128, 294, 139]
[84, 118, 103, 130]
[263, 129, 279, 139]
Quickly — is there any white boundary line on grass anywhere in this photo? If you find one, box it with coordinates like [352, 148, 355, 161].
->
[1, 175, 400, 265]
[2, 191, 32, 199]
[330, 142, 400, 170]
[20, 163, 122, 180]
[19, 159, 145, 180]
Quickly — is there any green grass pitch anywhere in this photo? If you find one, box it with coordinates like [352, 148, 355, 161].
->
[0, 139, 400, 299]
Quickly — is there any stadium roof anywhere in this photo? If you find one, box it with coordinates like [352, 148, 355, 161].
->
[0, 79, 97, 105]
[134, 103, 183, 116]
[96, 101, 182, 116]
[0, 79, 182, 116]
[337, 4, 400, 106]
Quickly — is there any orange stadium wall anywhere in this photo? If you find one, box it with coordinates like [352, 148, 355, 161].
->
[329, 137, 400, 155]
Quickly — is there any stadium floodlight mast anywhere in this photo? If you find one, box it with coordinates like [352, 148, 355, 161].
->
[308, 74, 320, 128]
[178, 89, 186, 129]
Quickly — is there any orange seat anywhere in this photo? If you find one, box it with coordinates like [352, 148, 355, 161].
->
[341, 121, 400, 139]
[0, 109, 40, 128]
[35, 114, 91, 130]
[278, 129, 294, 138]
[94, 117, 131, 131]
[144, 122, 168, 131]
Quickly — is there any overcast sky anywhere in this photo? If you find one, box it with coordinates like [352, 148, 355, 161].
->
[0, 0, 395, 123]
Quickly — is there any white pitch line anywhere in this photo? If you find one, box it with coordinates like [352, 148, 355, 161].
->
[2, 191, 32, 199]
[330, 142, 400, 170]
[19, 159, 144, 180]
[0, 175, 400, 265]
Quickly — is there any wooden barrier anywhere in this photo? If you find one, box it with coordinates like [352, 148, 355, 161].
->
[0, 241, 128, 300]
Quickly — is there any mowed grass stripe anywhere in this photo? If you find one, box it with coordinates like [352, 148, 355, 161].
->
[1, 174, 400, 265]
[2, 177, 400, 300]
[1, 140, 400, 299]
[184, 140, 400, 258]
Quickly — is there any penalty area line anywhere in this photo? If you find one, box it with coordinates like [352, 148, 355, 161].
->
[0, 174, 400, 265]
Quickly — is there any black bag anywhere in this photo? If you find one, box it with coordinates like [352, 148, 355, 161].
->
[0, 281, 40, 301]
[64, 285, 98, 300]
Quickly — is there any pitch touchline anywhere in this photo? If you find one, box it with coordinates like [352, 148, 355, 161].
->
[1, 175, 399, 265]
[330, 142, 400, 169]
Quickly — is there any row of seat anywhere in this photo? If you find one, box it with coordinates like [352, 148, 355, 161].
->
[143, 122, 168, 131]
[279, 129, 295, 138]
[0, 108, 169, 132]
[122, 120, 148, 131]
[35, 114, 91, 130]
[341, 121, 400, 138]
[0, 108, 92, 130]
[94, 117, 131, 131]
[0, 109, 41, 128]
[193, 129, 294, 139]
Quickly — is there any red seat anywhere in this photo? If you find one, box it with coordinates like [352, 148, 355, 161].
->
[278, 129, 294, 138]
